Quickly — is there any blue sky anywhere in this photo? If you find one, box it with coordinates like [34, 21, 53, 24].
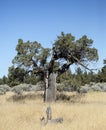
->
[0, 0, 106, 78]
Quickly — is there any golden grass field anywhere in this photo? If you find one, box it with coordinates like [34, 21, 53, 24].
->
[0, 91, 106, 130]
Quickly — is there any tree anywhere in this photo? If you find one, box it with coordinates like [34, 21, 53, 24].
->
[12, 32, 98, 102]
[8, 66, 26, 86]
[97, 58, 106, 82]
[0, 75, 8, 85]
[100, 66, 106, 82]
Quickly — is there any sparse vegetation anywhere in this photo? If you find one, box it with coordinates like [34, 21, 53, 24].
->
[0, 91, 106, 130]
[80, 82, 106, 93]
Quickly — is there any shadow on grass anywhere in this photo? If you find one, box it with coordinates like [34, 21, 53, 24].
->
[6, 91, 85, 104]
[56, 92, 85, 103]
[7, 92, 44, 103]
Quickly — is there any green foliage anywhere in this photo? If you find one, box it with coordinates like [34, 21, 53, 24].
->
[12, 32, 98, 76]
[53, 32, 75, 60]
[8, 32, 99, 89]
[8, 66, 26, 87]
[10, 39, 51, 86]
[53, 32, 98, 63]
[74, 68, 89, 85]
[97, 65, 106, 82]
[57, 70, 80, 92]
[12, 39, 51, 72]
[2, 76, 8, 84]
[23, 73, 40, 85]
[0, 76, 8, 85]
[95, 58, 106, 82]
[57, 69, 72, 83]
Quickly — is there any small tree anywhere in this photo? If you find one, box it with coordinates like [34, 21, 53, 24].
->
[8, 66, 26, 86]
[97, 58, 106, 82]
[0, 76, 8, 85]
[11, 32, 98, 102]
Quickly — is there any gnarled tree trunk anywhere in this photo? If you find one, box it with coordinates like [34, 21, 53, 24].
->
[44, 73, 57, 102]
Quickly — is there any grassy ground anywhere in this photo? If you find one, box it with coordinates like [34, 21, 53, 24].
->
[0, 91, 106, 130]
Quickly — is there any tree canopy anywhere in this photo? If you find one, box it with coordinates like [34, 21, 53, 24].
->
[12, 32, 98, 79]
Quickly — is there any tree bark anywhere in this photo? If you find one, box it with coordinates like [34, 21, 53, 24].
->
[44, 73, 57, 102]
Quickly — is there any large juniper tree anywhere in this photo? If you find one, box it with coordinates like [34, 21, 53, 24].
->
[12, 32, 98, 102]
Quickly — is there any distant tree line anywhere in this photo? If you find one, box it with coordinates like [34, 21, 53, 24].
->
[0, 58, 106, 91]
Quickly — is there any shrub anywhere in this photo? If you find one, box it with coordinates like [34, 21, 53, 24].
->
[91, 85, 102, 92]
[57, 83, 65, 92]
[0, 88, 6, 95]
[79, 86, 90, 93]
[57, 80, 80, 92]
[0, 84, 11, 94]
[97, 83, 106, 92]
[31, 81, 45, 91]
[11, 84, 24, 95]
[56, 93, 70, 101]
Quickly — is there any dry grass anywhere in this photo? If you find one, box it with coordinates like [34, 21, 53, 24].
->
[0, 91, 106, 130]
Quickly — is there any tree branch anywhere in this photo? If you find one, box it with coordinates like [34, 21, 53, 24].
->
[72, 56, 93, 72]
[57, 61, 73, 76]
